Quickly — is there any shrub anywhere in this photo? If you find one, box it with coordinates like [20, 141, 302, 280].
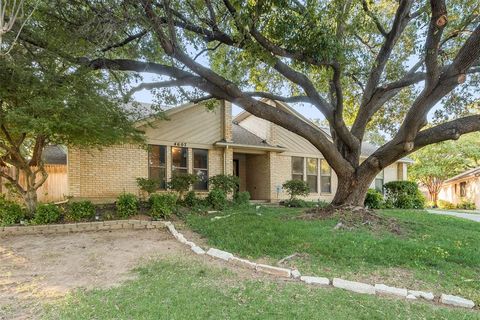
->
[457, 199, 476, 210]
[66, 201, 96, 222]
[207, 189, 228, 210]
[149, 193, 177, 219]
[183, 190, 198, 208]
[0, 196, 25, 226]
[282, 180, 309, 200]
[168, 174, 199, 199]
[437, 200, 455, 209]
[116, 193, 138, 218]
[233, 191, 250, 207]
[364, 189, 384, 209]
[136, 178, 159, 196]
[32, 203, 61, 225]
[208, 175, 239, 194]
[384, 181, 425, 209]
[283, 198, 309, 208]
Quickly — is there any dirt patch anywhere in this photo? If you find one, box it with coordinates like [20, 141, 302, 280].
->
[298, 206, 403, 235]
[0, 229, 184, 319]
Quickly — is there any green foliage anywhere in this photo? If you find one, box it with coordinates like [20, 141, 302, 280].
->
[233, 191, 250, 207]
[136, 178, 159, 195]
[149, 193, 177, 219]
[438, 200, 456, 210]
[116, 193, 139, 218]
[32, 203, 61, 225]
[364, 189, 384, 209]
[66, 201, 96, 222]
[207, 189, 228, 210]
[169, 174, 199, 198]
[208, 175, 239, 194]
[183, 190, 198, 208]
[457, 199, 476, 210]
[0, 196, 25, 226]
[283, 199, 310, 208]
[384, 181, 425, 209]
[282, 180, 310, 200]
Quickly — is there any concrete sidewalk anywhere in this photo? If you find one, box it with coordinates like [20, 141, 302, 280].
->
[427, 209, 480, 223]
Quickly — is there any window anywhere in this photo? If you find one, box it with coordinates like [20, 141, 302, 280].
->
[172, 147, 188, 176]
[320, 160, 332, 193]
[306, 158, 318, 193]
[375, 170, 384, 193]
[193, 149, 208, 190]
[460, 182, 467, 197]
[292, 157, 304, 181]
[148, 145, 166, 189]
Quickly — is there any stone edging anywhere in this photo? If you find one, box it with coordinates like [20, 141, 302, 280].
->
[164, 221, 476, 310]
[0, 220, 165, 236]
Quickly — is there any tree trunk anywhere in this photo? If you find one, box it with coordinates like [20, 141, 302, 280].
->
[23, 188, 38, 215]
[331, 172, 376, 207]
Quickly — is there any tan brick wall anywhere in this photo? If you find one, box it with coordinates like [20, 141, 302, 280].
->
[222, 100, 233, 142]
[68, 144, 148, 199]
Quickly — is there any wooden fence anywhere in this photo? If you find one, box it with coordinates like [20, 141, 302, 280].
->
[0, 165, 68, 203]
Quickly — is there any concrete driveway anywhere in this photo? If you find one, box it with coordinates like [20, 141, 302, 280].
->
[427, 209, 480, 223]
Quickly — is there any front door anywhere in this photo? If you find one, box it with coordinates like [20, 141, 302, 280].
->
[233, 159, 240, 192]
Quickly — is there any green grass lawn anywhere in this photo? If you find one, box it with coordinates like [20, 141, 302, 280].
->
[44, 258, 479, 319]
[186, 207, 480, 305]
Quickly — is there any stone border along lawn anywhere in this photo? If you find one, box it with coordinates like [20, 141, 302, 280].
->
[1, 220, 476, 310]
[164, 221, 476, 310]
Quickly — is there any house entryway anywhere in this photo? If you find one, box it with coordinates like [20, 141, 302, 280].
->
[233, 152, 270, 201]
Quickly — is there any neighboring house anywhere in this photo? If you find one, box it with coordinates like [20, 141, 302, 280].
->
[438, 167, 480, 209]
[67, 99, 411, 202]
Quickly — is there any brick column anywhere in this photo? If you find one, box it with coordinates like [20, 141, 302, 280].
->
[222, 100, 233, 142]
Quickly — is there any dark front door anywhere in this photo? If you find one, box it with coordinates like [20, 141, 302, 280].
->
[233, 159, 240, 192]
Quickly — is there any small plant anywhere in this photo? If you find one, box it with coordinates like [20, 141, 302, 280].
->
[149, 193, 177, 219]
[116, 193, 139, 218]
[283, 198, 310, 208]
[0, 196, 25, 226]
[183, 190, 198, 208]
[207, 189, 228, 210]
[282, 180, 309, 200]
[438, 199, 455, 209]
[364, 189, 384, 209]
[136, 178, 159, 196]
[168, 173, 199, 199]
[233, 191, 250, 207]
[208, 175, 239, 194]
[32, 203, 61, 225]
[66, 200, 96, 222]
[457, 199, 476, 210]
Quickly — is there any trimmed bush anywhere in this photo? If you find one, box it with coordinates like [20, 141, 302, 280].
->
[136, 178, 159, 196]
[66, 200, 96, 222]
[282, 180, 309, 200]
[364, 189, 384, 209]
[32, 203, 61, 225]
[149, 193, 177, 219]
[438, 200, 455, 209]
[168, 174, 199, 199]
[234, 191, 250, 207]
[116, 193, 138, 218]
[457, 199, 476, 210]
[207, 189, 228, 210]
[0, 196, 25, 226]
[208, 175, 239, 194]
[384, 181, 425, 209]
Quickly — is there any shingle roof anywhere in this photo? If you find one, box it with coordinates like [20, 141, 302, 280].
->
[42, 145, 67, 165]
[444, 166, 480, 183]
[232, 123, 273, 147]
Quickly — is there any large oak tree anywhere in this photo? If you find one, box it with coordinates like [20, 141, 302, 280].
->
[16, 0, 480, 207]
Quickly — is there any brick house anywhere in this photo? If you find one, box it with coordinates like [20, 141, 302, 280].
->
[438, 167, 480, 209]
[67, 99, 411, 202]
